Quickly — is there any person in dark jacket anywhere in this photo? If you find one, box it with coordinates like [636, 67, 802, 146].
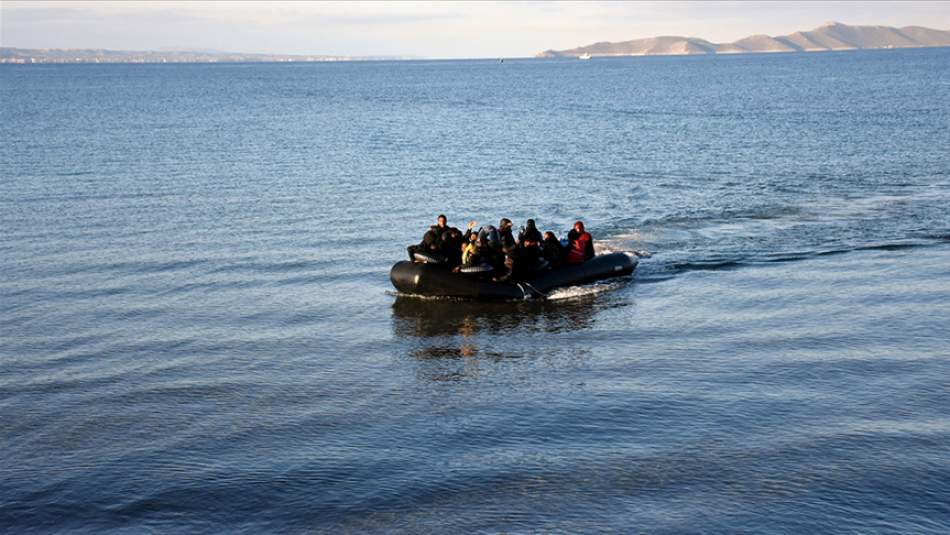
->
[439, 227, 464, 267]
[516, 219, 543, 270]
[542, 231, 564, 268]
[494, 253, 517, 283]
[497, 218, 516, 253]
[407, 214, 449, 261]
[517, 219, 543, 248]
[566, 220, 595, 264]
[478, 234, 504, 273]
[494, 219, 538, 282]
[478, 225, 500, 250]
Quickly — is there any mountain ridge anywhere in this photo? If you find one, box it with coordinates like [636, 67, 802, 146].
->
[537, 22, 950, 58]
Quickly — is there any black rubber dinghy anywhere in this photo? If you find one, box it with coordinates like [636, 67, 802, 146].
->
[390, 252, 637, 300]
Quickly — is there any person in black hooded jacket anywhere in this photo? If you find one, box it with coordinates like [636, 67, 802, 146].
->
[542, 231, 563, 268]
[407, 214, 449, 261]
[439, 227, 464, 267]
[517, 219, 543, 248]
[517, 218, 543, 269]
[496, 219, 546, 282]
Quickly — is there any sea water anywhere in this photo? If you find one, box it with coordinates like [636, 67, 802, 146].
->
[2, 48, 949, 533]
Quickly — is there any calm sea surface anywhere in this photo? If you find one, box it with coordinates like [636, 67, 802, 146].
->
[2, 49, 950, 533]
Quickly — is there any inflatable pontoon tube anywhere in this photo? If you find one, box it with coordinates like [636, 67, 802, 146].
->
[390, 252, 636, 300]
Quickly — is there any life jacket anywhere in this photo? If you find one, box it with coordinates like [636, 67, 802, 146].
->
[567, 232, 592, 264]
[461, 242, 478, 265]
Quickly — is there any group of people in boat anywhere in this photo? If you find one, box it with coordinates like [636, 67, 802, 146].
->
[407, 214, 595, 282]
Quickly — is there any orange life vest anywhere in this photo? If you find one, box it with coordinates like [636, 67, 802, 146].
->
[567, 232, 591, 264]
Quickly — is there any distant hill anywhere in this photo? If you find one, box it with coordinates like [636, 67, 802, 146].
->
[0, 47, 409, 64]
[537, 22, 950, 58]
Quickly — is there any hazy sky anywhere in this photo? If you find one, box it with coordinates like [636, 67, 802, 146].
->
[2, 1, 949, 58]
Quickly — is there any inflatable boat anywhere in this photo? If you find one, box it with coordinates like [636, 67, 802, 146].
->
[390, 252, 637, 300]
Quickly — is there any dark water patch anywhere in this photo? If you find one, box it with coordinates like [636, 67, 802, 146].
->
[920, 231, 950, 242]
[666, 257, 747, 273]
[637, 205, 808, 228]
[820, 241, 928, 255]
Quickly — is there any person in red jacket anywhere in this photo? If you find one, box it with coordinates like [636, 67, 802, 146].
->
[566, 220, 594, 265]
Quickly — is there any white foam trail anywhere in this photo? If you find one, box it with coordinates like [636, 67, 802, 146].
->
[597, 229, 654, 256]
[545, 281, 624, 301]
[594, 241, 625, 254]
[595, 239, 653, 257]
[607, 230, 650, 242]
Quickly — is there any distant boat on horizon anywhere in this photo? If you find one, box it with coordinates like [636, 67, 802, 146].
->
[578, 53, 592, 60]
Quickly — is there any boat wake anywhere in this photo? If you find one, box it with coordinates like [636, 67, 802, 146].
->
[545, 280, 625, 301]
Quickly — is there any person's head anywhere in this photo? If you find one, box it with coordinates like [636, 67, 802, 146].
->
[574, 221, 585, 233]
[437, 214, 447, 227]
[543, 231, 555, 241]
[450, 228, 460, 238]
[526, 219, 536, 230]
[499, 218, 512, 229]
[469, 231, 479, 242]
